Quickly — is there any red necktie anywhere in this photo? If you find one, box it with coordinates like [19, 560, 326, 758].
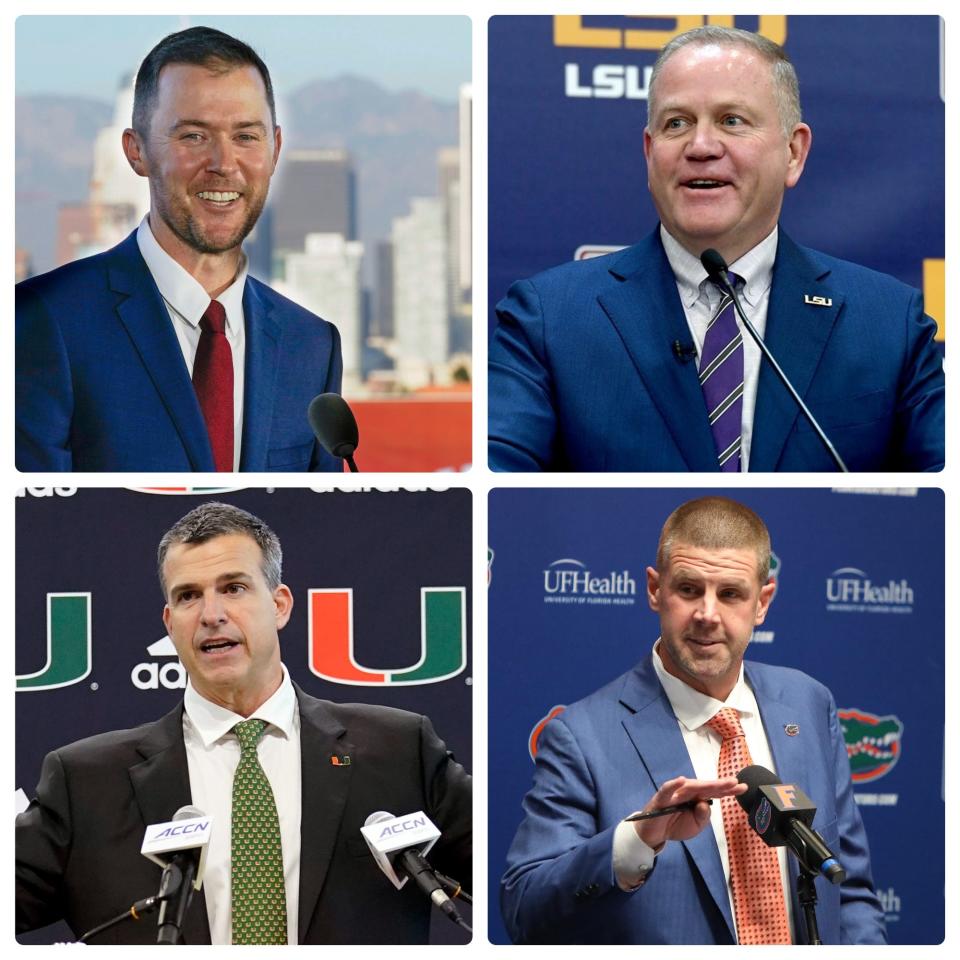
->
[193, 300, 234, 472]
[706, 708, 791, 944]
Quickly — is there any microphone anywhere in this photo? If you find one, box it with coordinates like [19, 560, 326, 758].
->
[672, 339, 697, 364]
[361, 810, 470, 931]
[140, 805, 212, 945]
[307, 393, 360, 472]
[736, 766, 845, 884]
[699, 248, 849, 472]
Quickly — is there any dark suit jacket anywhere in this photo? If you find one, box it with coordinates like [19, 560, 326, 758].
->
[501, 657, 885, 945]
[16, 688, 472, 944]
[488, 228, 944, 472]
[16, 231, 343, 472]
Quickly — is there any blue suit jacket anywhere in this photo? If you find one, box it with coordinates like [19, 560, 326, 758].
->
[16, 232, 343, 472]
[489, 229, 944, 471]
[501, 657, 886, 945]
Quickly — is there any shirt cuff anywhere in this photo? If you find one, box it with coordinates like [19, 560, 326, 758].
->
[612, 817, 660, 891]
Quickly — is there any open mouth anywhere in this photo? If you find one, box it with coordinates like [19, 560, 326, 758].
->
[682, 180, 730, 190]
[199, 639, 241, 654]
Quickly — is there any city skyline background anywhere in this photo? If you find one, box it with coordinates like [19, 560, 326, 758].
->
[16, 15, 472, 470]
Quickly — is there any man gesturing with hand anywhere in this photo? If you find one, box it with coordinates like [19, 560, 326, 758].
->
[500, 496, 884, 945]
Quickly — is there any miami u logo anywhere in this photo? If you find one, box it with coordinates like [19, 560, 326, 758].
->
[308, 587, 467, 686]
[16, 593, 92, 691]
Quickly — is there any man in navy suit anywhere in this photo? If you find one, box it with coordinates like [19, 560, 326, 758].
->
[16, 27, 342, 472]
[501, 496, 885, 944]
[488, 26, 943, 472]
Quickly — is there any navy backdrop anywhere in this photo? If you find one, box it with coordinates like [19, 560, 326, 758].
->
[488, 487, 943, 944]
[488, 15, 944, 343]
[15, 486, 472, 944]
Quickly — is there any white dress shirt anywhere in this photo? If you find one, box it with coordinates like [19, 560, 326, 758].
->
[660, 225, 778, 472]
[182, 665, 302, 944]
[136, 215, 247, 470]
[613, 641, 795, 941]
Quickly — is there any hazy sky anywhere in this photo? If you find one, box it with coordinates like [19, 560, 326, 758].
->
[16, 15, 471, 103]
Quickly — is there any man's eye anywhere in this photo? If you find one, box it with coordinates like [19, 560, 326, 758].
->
[225, 583, 247, 594]
[666, 117, 687, 130]
[721, 115, 745, 127]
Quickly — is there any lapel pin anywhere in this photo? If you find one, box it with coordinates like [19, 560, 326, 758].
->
[784, 723, 800, 737]
[330, 754, 351, 766]
[804, 294, 833, 307]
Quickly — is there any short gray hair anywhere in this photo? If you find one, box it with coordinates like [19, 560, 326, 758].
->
[157, 502, 282, 596]
[647, 26, 802, 138]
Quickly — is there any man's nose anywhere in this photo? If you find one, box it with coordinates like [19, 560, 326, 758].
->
[206, 136, 239, 176]
[694, 591, 721, 622]
[199, 591, 228, 625]
[684, 121, 723, 160]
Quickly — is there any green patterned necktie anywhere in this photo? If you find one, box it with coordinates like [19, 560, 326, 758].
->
[231, 718, 288, 944]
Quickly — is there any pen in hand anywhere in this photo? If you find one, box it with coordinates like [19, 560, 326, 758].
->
[624, 798, 713, 822]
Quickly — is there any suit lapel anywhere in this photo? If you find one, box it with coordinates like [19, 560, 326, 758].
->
[106, 234, 215, 470]
[295, 688, 352, 943]
[597, 233, 719, 470]
[128, 704, 211, 945]
[619, 661, 736, 941]
[240, 281, 281, 471]
[750, 233, 844, 470]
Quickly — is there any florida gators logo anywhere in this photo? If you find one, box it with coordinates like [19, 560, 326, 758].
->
[528, 705, 567, 760]
[838, 708, 904, 783]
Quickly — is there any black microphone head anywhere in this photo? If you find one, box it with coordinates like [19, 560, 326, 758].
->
[700, 247, 729, 280]
[736, 764, 781, 813]
[307, 393, 359, 459]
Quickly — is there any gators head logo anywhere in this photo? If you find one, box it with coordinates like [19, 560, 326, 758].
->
[838, 708, 904, 782]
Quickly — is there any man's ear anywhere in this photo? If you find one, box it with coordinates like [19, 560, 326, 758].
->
[122, 128, 150, 178]
[646, 566, 661, 612]
[754, 579, 776, 625]
[273, 583, 293, 630]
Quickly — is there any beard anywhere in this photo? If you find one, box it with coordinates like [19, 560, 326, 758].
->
[153, 183, 267, 255]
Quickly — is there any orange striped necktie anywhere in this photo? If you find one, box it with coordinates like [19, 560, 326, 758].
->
[706, 707, 791, 944]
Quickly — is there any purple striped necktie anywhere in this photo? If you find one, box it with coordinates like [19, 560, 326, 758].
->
[699, 272, 744, 472]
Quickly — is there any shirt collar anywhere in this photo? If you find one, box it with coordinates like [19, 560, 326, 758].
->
[136, 214, 247, 333]
[183, 663, 298, 747]
[651, 638, 757, 731]
[659, 223, 778, 309]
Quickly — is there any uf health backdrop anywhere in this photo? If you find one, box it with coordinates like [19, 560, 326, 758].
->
[15, 487, 472, 945]
[488, 488, 943, 944]
[488, 15, 945, 346]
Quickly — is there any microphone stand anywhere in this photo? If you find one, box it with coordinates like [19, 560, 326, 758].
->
[705, 260, 849, 472]
[797, 866, 823, 945]
[77, 894, 161, 943]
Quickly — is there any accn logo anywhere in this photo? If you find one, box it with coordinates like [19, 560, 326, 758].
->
[16, 593, 91, 692]
[309, 587, 466, 685]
